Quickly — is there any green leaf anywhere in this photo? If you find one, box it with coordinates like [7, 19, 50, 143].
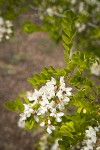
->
[21, 22, 41, 33]
[60, 121, 75, 138]
[5, 98, 24, 112]
[62, 10, 78, 61]
[65, 121, 75, 132]
[62, 35, 72, 45]
[25, 117, 34, 130]
[28, 66, 56, 88]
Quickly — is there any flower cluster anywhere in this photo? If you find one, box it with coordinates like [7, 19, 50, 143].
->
[81, 126, 100, 150]
[18, 76, 72, 134]
[0, 16, 13, 42]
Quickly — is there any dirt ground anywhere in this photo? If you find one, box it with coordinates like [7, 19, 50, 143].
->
[0, 24, 65, 150]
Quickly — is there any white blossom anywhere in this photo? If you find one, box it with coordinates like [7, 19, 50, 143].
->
[18, 103, 39, 128]
[66, 87, 72, 96]
[0, 16, 13, 42]
[76, 22, 86, 33]
[18, 76, 72, 134]
[27, 89, 40, 101]
[80, 126, 100, 150]
[91, 61, 100, 76]
[5, 20, 13, 27]
[47, 125, 55, 134]
[40, 121, 45, 127]
[23, 104, 34, 117]
[46, 8, 55, 16]
[50, 112, 64, 122]
[18, 118, 25, 128]
[34, 113, 39, 122]
[56, 90, 64, 99]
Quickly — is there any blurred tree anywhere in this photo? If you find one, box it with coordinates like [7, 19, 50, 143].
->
[0, 0, 100, 57]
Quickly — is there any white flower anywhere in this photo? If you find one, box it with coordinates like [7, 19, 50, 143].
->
[40, 121, 45, 127]
[94, 127, 100, 132]
[48, 119, 51, 125]
[50, 112, 64, 122]
[91, 61, 100, 76]
[49, 100, 56, 108]
[6, 20, 13, 27]
[26, 91, 34, 101]
[0, 16, 13, 42]
[63, 97, 70, 103]
[39, 78, 56, 100]
[5, 35, 10, 40]
[59, 76, 66, 90]
[40, 98, 49, 106]
[65, 87, 72, 96]
[32, 89, 40, 101]
[37, 104, 49, 115]
[57, 97, 70, 110]
[46, 8, 54, 16]
[18, 118, 25, 128]
[27, 90, 40, 103]
[7, 28, 13, 34]
[60, 76, 64, 83]
[18, 103, 34, 126]
[1, 27, 6, 33]
[76, 23, 86, 33]
[47, 125, 55, 134]
[34, 114, 39, 122]
[50, 77, 56, 85]
[56, 90, 63, 99]
[24, 104, 34, 115]
[50, 108, 57, 116]
[19, 113, 27, 121]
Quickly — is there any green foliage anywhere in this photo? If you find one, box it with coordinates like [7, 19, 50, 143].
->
[5, 98, 24, 112]
[21, 21, 42, 33]
[62, 11, 78, 53]
[0, 0, 27, 20]
[28, 66, 55, 88]
[60, 121, 75, 138]
[28, 66, 67, 88]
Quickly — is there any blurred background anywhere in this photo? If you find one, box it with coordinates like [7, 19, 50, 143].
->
[0, 0, 100, 150]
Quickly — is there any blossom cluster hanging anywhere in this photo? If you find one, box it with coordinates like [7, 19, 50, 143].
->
[18, 76, 72, 134]
[81, 126, 100, 150]
[0, 16, 13, 42]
